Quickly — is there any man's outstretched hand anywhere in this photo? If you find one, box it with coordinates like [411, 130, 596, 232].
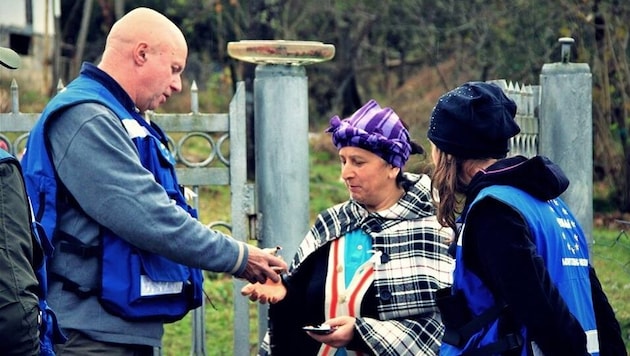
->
[238, 245, 288, 284]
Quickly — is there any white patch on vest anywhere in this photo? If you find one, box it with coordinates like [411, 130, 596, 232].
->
[121, 119, 149, 139]
[140, 275, 183, 296]
[534, 329, 599, 354]
[585, 329, 600, 353]
[561, 257, 589, 266]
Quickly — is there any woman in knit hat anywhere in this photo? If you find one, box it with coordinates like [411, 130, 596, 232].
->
[428, 81, 624, 355]
[242, 99, 454, 356]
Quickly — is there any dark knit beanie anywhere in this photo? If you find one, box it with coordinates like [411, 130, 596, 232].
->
[326, 99, 412, 167]
[427, 82, 520, 159]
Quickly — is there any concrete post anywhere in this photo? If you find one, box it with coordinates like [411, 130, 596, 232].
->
[254, 64, 310, 273]
[253, 64, 311, 343]
[228, 40, 335, 352]
[539, 37, 594, 246]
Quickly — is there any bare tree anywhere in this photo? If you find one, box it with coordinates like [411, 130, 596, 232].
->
[590, 0, 630, 211]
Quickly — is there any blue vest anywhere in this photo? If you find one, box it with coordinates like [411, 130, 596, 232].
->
[0, 149, 65, 355]
[21, 75, 203, 322]
[441, 185, 599, 355]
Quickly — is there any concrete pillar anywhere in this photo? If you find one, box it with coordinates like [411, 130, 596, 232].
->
[253, 64, 311, 343]
[227, 40, 335, 351]
[539, 37, 594, 246]
[254, 64, 310, 267]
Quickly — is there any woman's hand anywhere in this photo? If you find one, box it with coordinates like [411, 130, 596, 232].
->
[305, 316, 356, 348]
[240, 278, 287, 304]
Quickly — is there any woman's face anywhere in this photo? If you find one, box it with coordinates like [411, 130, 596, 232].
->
[338, 146, 399, 211]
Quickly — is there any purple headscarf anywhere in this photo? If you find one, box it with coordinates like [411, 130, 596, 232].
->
[326, 99, 412, 168]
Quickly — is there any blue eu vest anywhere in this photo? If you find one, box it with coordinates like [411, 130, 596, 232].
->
[21, 75, 203, 323]
[441, 185, 599, 356]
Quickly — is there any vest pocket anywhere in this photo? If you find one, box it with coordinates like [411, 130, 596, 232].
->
[99, 232, 203, 322]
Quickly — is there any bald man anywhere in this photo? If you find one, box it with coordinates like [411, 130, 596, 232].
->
[21, 7, 287, 355]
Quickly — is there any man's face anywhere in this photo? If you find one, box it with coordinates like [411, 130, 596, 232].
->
[137, 41, 187, 112]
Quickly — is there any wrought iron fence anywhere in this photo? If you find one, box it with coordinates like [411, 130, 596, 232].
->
[488, 79, 539, 159]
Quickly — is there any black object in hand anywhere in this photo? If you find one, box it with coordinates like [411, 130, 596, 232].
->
[302, 324, 336, 335]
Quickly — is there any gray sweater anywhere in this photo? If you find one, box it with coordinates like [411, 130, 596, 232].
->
[46, 102, 247, 347]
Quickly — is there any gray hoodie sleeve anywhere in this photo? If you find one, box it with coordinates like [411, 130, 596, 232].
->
[47, 103, 248, 275]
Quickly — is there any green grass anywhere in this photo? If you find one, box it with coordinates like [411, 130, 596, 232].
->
[591, 228, 630, 352]
[162, 274, 254, 355]
[308, 148, 347, 219]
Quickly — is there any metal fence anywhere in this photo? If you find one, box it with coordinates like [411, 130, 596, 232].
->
[488, 79, 540, 159]
[0, 78, 253, 355]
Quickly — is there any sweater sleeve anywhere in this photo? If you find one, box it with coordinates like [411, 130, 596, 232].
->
[47, 103, 247, 275]
[465, 198, 588, 356]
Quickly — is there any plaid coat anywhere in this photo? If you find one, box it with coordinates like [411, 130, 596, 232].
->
[262, 173, 454, 356]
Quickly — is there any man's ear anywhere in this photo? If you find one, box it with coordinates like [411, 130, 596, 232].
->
[134, 43, 149, 65]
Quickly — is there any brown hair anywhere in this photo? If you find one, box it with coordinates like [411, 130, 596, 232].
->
[396, 138, 426, 189]
[430, 148, 468, 232]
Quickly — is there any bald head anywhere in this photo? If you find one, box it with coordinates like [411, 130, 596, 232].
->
[105, 7, 186, 53]
[98, 7, 188, 112]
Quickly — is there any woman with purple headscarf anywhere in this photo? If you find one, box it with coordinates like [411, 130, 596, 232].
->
[242, 99, 455, 356]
